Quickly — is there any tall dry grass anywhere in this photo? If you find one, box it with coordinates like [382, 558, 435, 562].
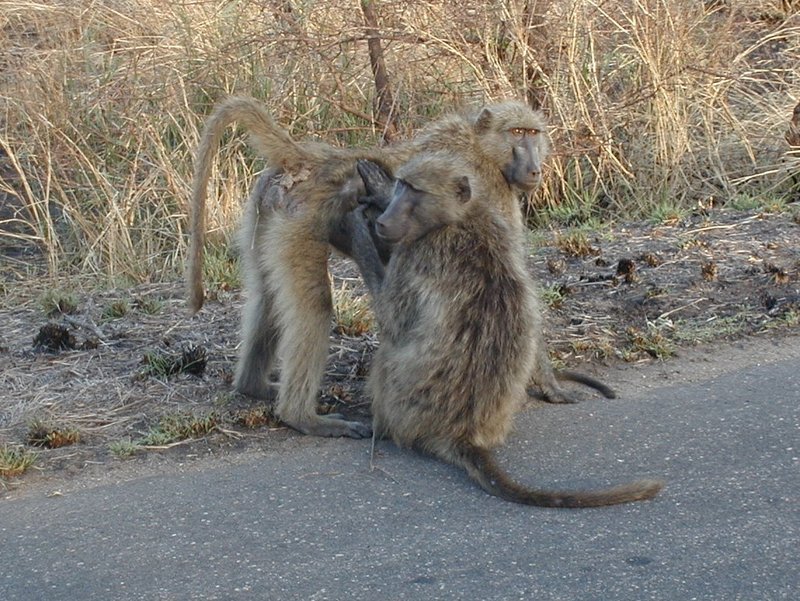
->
[0, 0, 798, 281]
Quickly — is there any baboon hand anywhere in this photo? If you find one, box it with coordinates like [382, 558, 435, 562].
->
[356, 159, 394, 212]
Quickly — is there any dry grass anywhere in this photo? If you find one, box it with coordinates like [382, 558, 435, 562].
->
[0, 0, 798, 282]
[332, 280, 375, 337]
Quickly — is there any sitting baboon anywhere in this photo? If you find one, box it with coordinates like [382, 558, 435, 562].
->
[347, 156, 663, 507]
[188, 96, 612, 439]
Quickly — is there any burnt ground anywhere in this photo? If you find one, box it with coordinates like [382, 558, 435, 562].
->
[1, 206, 799, 495]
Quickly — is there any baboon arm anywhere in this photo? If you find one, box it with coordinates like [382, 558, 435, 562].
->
[347, 206, 386, 296]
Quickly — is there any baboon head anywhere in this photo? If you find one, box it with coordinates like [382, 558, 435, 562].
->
[357, 154, 473, 245]
[474, 101, 551, 192]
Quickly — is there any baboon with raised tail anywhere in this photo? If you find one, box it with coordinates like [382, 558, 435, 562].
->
[188, 97, 613, 438]
[346, 155, 663, 507]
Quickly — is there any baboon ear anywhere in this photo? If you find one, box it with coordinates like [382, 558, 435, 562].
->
[454, 175, 471, 204]
[475, 108, 494, 133]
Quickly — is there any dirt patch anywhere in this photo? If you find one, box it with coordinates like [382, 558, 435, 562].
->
[1, 207, 798, 496]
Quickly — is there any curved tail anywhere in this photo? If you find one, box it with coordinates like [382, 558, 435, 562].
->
[457, 443, 663, 508]
[187, 96, 305, 312]
[556, 369, 617, 399]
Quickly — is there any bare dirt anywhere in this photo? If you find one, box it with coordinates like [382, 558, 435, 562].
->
[1, 206, 799, 497]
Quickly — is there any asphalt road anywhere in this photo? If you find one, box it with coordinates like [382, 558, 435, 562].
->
[1, 339, 798, 601]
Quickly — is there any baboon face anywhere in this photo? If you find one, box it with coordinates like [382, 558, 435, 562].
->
[373, 159, 472, 245]
[475, 102, 551, 192]
[502, 127, 547, 191]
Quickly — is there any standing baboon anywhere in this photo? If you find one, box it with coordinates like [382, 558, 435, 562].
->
[188, 96, 612, 438]
[347, 156, 663, 507]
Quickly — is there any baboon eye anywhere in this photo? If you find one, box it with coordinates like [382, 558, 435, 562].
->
[510, 127, 525, 137]
[398, 178, 422, 194]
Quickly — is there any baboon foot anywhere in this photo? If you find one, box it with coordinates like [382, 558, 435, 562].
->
[528, 386, 580, 404]
[284, 414, 373, 439]
[236, 381, 276, 400]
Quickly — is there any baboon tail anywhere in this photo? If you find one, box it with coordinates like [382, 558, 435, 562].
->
[556, 369, 617, 399]
[457, 443, 663, 508]
[187, 96, 304, 313]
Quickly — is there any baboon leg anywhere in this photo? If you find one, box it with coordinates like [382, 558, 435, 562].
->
[528, 334, 580, 404]
[234, 173, 282, 398]
[235, 283, 281, 398]
[268, 216, 372, 439]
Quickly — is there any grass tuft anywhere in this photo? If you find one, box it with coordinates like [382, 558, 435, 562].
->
[102, 300, 130, 320]
[27, 421, 81, 449]
[233, 406, 281, 430]
[554, 230, 599, 258]
[109, 440, 139, 459]
[39, 290, 79, 317]
[623, 324, 676, 361]
[136, 412, 221, 447]
[0, 445, 38, 478]
[541, 284, 569, 309]
[141, 345, 208, 378]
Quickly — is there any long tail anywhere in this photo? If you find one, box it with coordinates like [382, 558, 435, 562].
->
[187, 96, 305, 313]
[556, 369, 617, 399]
[457, 443, 663, 508]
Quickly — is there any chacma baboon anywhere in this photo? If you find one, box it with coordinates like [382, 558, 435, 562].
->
[188, 96, 613, 438]
[347, 156, 663, 507]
